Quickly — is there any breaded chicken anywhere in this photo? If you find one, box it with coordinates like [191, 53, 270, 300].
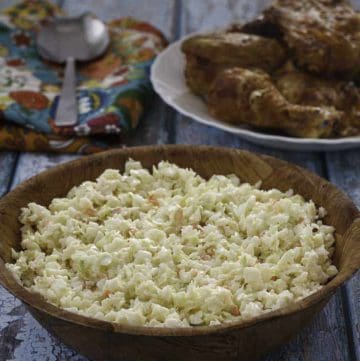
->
[274, 62, 360, 135]
[181, 0, 360, 138]
[181, 32, 286, 95]
[183, 54, 228, 96]
[208, 67, 341, 138]
[181, 32, 286, 71]
[241, 0, 360, 77]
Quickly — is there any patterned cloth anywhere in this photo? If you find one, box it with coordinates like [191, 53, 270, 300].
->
[0, 1, 167, 153]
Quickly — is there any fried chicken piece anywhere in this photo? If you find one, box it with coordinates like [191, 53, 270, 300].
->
[240, 0, 360, 77]
[274, 62, 360, 135]
[181, 32, 286, 70]
[183, 54, 228, 96]
[208, 67, 341, 138]
[181, 32, 286, 96]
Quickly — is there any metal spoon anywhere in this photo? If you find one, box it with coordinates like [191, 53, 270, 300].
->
[36, 13, 110, 127]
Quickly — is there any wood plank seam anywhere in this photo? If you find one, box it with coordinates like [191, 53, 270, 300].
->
[322, 152, 359, 361]
[6, 152, 20, 193]
[341, 285, 358, 361]
[173, 0, 183, 41]
[166, 0, 183, 145]
[175, 0, 188, 148]
[323, 152, 360, 361]
[3, 153, 19, 196]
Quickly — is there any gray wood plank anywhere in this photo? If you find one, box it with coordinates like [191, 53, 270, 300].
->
[0, 0, 27, 9]
[10, 153, 78, 188]
[175, 118, 326, 173]
[326, 151, 360, 360]
[62, 0, 176, 39]
[0, 153, 84, 361]
[0, 152, 19, 361]
[0, 152, 17, 197]
[175, 1, 353, 361]
[351, 0, 360, 10]
[128, 96, 176, 146]
[0, 288, 86, 361]
[321, 2, 360, 359]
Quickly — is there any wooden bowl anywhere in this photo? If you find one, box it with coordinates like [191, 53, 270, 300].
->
[0, 145, 359, 361]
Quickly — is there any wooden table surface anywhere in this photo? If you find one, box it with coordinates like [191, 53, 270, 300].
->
[0, 0, 360, 360]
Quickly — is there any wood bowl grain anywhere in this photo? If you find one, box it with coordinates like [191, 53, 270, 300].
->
[0, 145, 359, 361]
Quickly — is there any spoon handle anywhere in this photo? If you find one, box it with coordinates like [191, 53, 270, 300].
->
[55, 57, 78, 127]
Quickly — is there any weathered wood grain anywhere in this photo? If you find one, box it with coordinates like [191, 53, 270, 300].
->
[10, 153, 78, 189]
[351, 0, 360, 10]
[326, 151, 360, 360]
[175, 118, 326, 174]
[128, 96, 176, 147]
[0, 153, 17, 198]
[0, 0, 27, 9]
[264, 292, 352, 361]
[0, 3, 57, 358]
[0, 152, 83, 361]
[62, 0, 176, 39]
[174, 1, 354, 361]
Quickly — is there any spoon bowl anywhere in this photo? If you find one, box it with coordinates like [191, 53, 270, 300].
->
[36, 13, 110, 126]
[37, 13, 109, 62]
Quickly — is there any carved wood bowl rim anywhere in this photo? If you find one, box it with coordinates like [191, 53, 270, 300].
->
[0, 145, 359, 337]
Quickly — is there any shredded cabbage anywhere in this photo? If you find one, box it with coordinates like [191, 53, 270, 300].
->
[6, 159, 338, 327]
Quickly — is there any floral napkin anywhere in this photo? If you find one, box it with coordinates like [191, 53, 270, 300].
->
[0, 1, 167, 153]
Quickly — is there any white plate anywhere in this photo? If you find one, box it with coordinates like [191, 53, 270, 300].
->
[150, 35, 360, 151]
